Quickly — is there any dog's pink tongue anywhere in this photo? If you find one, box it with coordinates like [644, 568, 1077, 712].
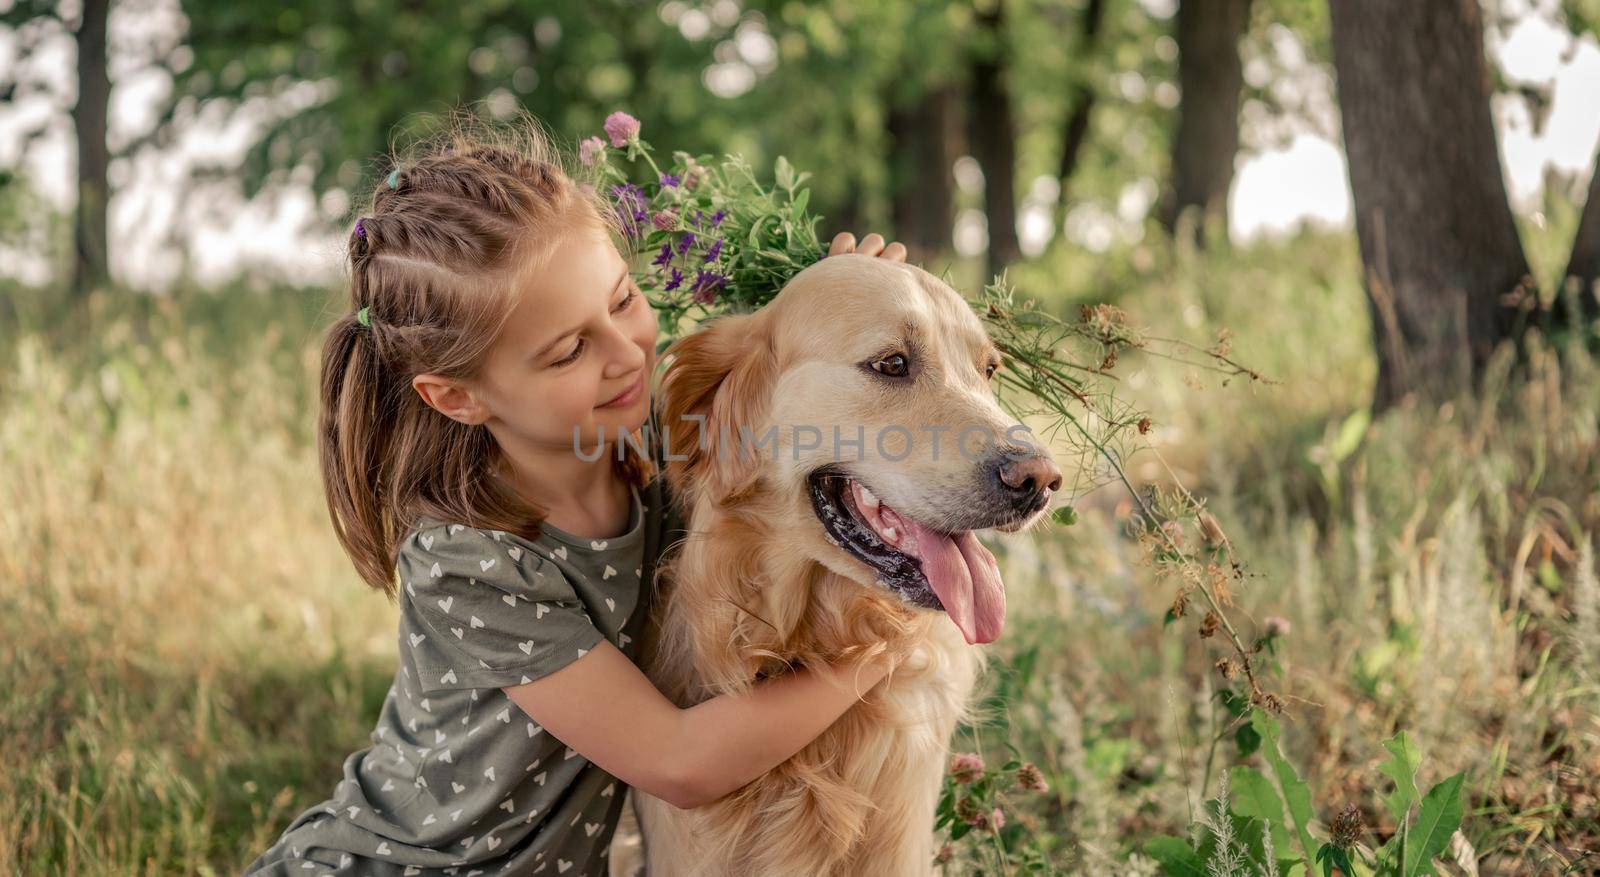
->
[900, 518, 1006, 644]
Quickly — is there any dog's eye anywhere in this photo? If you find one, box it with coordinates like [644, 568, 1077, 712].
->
[871, 353, 909, 378]
[985, 361, 998, 380]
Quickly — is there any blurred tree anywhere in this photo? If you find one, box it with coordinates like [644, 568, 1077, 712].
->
[1159, 0, 1254, 246]
[1329, 0, 1534, 410]
[969, 0, 1020, 279]
[2, 0, 110, 296]
[154, 0, 733, 233]
[1558, 155, 1600, 336]
[886, 84, 959, 261]
[1054, 0, 1105, 228]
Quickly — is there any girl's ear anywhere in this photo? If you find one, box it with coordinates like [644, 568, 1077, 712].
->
[658, 312, 778, 507]
[412, 374, 490, 426]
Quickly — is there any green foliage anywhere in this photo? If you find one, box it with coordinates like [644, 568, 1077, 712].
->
[1141, 720, 1466, 877]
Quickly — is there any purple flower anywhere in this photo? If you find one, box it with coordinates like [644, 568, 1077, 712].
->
[651, 242, 673, 267]
[610, 183, 648, 238]
[703, 238, 723, 263]
[578, 136, 606, 167]
[659, 173, 680, 188]
[690, 269, 727, 304]
[603, 111, 641, 148]
[664, 267, 684, 291]
[354, 218, 366, 240]
[675, 231, 697, 256]
[710, 209, 727, 227]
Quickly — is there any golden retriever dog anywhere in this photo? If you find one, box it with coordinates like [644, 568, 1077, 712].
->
[627, 254, 1063, 876]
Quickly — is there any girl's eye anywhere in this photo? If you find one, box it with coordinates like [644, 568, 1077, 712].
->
[553, 339, 585, 367]
[551, 288, 637, 368]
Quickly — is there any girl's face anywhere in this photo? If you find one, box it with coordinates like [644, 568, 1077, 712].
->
[449, 228, 658, 457]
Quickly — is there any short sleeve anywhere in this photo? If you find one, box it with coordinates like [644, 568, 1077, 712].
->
[396, 522, 605, 693]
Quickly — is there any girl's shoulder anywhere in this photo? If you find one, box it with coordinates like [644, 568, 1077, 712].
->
[399, 516, 556, 587]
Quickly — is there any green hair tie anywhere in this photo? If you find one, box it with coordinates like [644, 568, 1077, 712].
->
[356, 306, 371, 327]
[386, 169, 401, 189]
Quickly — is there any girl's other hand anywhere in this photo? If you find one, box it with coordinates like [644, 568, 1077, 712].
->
[827, 231, 907, 262]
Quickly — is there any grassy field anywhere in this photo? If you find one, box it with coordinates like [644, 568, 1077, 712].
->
[2, 228, 1596, 875]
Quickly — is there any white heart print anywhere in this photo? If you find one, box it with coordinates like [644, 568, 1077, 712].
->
[591, 540, 607, 550]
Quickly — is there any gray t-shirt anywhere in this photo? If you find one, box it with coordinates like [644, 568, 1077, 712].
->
[244, 461, 683, 877]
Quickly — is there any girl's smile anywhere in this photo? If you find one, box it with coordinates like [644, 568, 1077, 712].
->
[599, 370, 646, 409]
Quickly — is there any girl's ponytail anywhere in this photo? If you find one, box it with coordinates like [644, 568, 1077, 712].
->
[318, 303, 402, 594]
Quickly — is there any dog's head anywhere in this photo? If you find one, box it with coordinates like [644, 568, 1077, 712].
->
[658, 255, 1061, 645]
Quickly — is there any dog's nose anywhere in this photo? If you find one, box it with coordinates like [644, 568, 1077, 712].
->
[995, 448, 1062, 497]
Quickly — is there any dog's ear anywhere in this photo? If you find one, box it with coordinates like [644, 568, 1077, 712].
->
[659, 311, 778, 507]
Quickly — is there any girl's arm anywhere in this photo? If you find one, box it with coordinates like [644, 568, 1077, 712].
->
[502, 641, 899, 809]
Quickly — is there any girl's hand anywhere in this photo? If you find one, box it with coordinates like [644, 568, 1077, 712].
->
[827, 231, 908, 262]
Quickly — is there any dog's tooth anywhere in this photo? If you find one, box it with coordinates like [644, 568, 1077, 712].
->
[882, 526, 897, 543]
[856, 482, 881, 510]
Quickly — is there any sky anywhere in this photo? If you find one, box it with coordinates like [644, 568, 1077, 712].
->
[0, 0, 1597, 290]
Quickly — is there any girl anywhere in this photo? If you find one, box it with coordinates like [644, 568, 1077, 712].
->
[243, 114, 911, 877]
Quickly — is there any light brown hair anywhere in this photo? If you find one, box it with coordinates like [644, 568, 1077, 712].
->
[320, 107, 653, 596]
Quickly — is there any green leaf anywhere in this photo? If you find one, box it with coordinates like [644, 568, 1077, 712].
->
[774, 156, 795, 192]
[1143, 836, 1206, 877]
[1379, 732, 1422, 824]
[1401, 773, 1464, 877]
[1329, 407, 1370, 462]
[1229, 767, 1294, 856]
[1316, 843, 1355, 877]
[1235, 721, 1262, 757]
[1253, 712, 1319, 868]
[1051, 505, 1079, 526]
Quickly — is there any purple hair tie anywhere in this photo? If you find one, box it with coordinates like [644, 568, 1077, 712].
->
[355, 218, 367, 240]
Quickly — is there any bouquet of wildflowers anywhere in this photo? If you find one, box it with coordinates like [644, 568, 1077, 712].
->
[579, 111, 827, 343]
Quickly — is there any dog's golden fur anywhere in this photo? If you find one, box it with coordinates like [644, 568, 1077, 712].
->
[627, 255, 1052, 876]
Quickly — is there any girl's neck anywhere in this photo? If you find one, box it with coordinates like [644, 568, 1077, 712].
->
[496, 437, 632, 541]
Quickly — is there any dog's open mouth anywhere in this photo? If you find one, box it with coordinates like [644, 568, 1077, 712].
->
[807, 467, 1005, 645]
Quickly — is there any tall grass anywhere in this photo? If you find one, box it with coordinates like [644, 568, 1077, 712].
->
[2, 226, 1597, 874]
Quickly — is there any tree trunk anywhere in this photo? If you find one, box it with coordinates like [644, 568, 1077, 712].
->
[1558, 151, 1600, 332]
[888, 86, 958, 262]
[968, 2, 1020, 281]
[1330, 0, 1534, 411]
[1160, 0, 1253, 245]
[73, 0, 112, 295]
[1056, 0, 1107, 235]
